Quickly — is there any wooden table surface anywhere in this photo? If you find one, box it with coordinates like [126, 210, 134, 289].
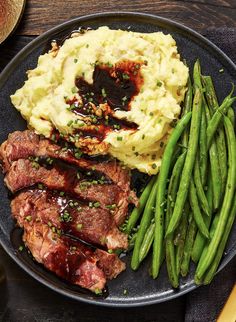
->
[0, 1, 236, 321]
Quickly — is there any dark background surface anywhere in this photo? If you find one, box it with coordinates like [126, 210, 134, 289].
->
[0, 1, 236, 321]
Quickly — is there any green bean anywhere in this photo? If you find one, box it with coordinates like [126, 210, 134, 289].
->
[152, 112, 192, 279]
[193, 157, 210, 216]
[170, 146, 181, 170]
[165, 152, 186, 287]
[203, 76, 228, 191]
[183, 77, 193, 116]
[227, 107, 235, 126]
[198, 107, 208, 184]
[189, 181, 210, 239]
[179, 77, 192, 161]
[203, 194, 236, 285]
[181, 77, 193, 149]
[192, 60, 208, 184]
[165, 89, 202, 238]
[204, 99, 222, 211]
[205, 86, 235, 149]
[131, 178, 158, 270]
[195, 116, 236, 280]
[191, 173, 213, 263]
[180, 212, 198, 277]
[139, 223, 155, 263]
[193, 59, 202, 90]
[175, 204, 189, 276]
[126, 176, 155, 235]
[166, 236, 178, 287]
[194, 210, 222, 285]
[216, 129, 228, 191]
[166, 152, 187, 221]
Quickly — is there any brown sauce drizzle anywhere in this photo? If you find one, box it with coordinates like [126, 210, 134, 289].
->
[76, 61, 142, 111]
[66, 61, 143, 141]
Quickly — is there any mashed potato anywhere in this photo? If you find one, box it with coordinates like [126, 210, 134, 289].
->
[11, 27, 188, 174]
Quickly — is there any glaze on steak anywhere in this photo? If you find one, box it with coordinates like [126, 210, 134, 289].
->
[11, 189, 128, 250]
[22, 222, 107, 292]
[5, 159, 128, 225]
[0, 130, 134, 293]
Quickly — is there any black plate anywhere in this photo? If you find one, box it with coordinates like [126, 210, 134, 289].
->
[0, 12, 236, 307]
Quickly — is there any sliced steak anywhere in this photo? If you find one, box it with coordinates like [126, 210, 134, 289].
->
[11, 189, 128, 250]
[95, 249, 126, 279]
[13, 204, 125, 291]
[0, 130, 131, 193]
[5, 159, 129, 225]
[22, 221, 106, 292]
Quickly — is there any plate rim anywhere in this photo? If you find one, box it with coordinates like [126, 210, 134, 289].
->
[0, 11, 236, 307]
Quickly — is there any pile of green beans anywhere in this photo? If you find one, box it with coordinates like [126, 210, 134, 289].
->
[125, 59, 236, 287]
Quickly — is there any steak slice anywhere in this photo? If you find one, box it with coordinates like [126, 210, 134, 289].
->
[0, 130, 131, 193]
[12, 201, 125, 291]
[11, 190, 128, 250]
[5, 159, 129, 225]
[95, 249, 126, 279]
[22, 221, 106, 292]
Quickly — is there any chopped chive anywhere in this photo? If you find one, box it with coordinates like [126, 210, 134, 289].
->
[74, 58, 78, 63]
[94, 288, 102, 295]
[76, 223, 83, 230]
[101, 88, 107, 98]
[71, 86, 77, 94]
[117, 136, 123, 141]
[75, 150, 83, 159]
[25, 215, 32, 222]
[93, 201, 100, 208]
[38, 183, 43, 190]
[18, 245, 24, 252]
[106, 204, 117, 210]
[152, 163, 157, 169]
[156, 81, 162, 87]
[122, 73, 130, 80]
